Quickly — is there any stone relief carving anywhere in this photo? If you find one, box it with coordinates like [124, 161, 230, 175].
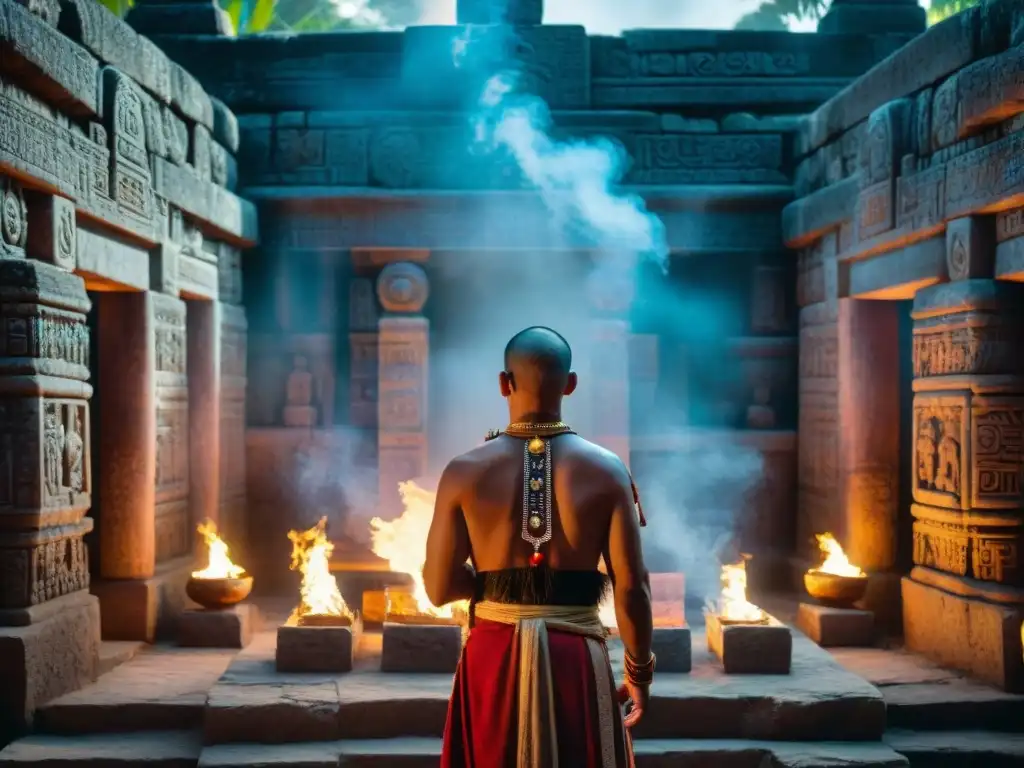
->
[972, 401, 1024, 509]
[376, 262, 429, 314]
[971, 534, 1018, 583]
[1, 176, 28, 257]
[947, 232, 969, 280]
[913, 518, 969, 576]
[41, 400, 89, 509]
[912, 323, 1020, 378]
[915, 401, 964, 506]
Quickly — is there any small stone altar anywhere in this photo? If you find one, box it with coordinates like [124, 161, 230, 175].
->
[276, 617, 362, 673]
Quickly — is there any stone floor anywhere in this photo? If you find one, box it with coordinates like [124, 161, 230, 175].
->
[2, 600, 1024, 767]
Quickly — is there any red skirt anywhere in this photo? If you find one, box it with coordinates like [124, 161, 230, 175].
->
[441, 618, 633, 768]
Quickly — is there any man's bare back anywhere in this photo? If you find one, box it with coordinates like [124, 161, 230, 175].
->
[444, 432, 634, 573]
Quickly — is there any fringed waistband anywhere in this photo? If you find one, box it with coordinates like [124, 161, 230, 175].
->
[472, 600, 620, 768]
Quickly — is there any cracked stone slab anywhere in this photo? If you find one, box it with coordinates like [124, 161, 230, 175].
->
[205, 682, 342, 745]
[0, 730, 202, 766]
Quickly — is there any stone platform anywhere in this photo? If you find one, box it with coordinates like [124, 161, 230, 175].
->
[8, 616, 1024, 766]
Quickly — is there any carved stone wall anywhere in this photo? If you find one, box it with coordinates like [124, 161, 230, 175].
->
[219, 302, 247, 552]
[782, 1, 1024, 691]
[0, 0, 254, 672]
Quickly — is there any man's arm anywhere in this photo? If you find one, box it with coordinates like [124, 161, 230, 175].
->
[422, 459, 475, 607]
[604, 460, 653, 666]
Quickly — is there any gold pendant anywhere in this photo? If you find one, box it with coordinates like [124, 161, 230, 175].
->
[529, 478, 543, 491]
[529, 514, 543, 531]
[528, 437, 546, 455]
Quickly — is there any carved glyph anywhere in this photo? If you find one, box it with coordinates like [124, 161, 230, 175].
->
[971, 399, 1024, 509]
[1, 176, 28, 256]
[913, 517, 969, 576]
[376, 262, 429, 314]
[914, 398, 966, 509]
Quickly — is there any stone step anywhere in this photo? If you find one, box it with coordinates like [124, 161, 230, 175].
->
[885, 730, 1024, 767]
[0, 730, 202, 767]
[197, 738, 909, 768]
[98, 641, 145, 677]
[37, 647, 235, 735]
[882, 683, 1024, 732]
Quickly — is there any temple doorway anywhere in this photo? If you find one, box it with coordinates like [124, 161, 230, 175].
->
[424, 250, 594, 474]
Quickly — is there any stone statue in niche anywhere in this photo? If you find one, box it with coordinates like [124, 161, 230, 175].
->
[283, 355, 318, 428]
[63, 407, 84, 493]
[916, 410, 962, 499]
[43, 405, 65, 500]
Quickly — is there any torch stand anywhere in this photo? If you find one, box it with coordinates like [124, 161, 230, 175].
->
[796, 603, 875, 648]
[178, 604, 259, 649]
[705, 612, 792, 674]
[276, 615, 362, 673]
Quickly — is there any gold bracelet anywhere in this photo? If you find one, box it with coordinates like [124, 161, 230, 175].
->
[624, 650, 656, 685]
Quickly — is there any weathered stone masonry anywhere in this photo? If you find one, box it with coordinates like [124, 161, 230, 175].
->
[0, 0, 256, 737]
[784, 0, 1024, 691]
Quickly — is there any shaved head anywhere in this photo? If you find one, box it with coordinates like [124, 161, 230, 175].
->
[503, 326, 572, 393]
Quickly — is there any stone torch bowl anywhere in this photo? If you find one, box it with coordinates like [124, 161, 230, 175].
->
[186, 575, 253, 609]
[803, 570, 868, 608]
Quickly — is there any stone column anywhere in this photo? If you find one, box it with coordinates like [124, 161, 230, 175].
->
[904, 274, 1024, 692]
[187, 300, 220, 540]
[377, 262, 430, 516]
[0, 184, 100, 739]
[818, 0, 925, 34]
[586, 268, 632, 466]
[93, 291, 192, 641]
[97, 292, 157, 581]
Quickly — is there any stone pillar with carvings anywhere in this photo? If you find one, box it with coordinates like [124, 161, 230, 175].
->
[93, 291, 192, 641]
[0, 180, 100, 737]
[904, 262, 1024, 690]
[745, 261, 796, 430]
[376, 262, 430, 516]
[585, 267, 632, 466]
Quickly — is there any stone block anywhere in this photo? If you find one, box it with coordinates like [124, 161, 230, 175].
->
[0, 0, 100, 117]
[0, 592, 99, 741]
[126, 0, 232, 38]
[24, 192, 76, 271]
[276, 620, 359, 673]
[796, 603, 874, 647]
[91, 556, 192, 642]
[381, 621, 462, 673]
[903, 573, 1024, 692]
[946, 216, 996, 281]
[151, 156, 257, 245]
[705, 613, 792, 674]
[211, 96, 239, 153]
[651, 626, 691, 673]
[177, 604, 257, 649]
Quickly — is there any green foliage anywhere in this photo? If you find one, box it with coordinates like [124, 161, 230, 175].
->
[96, 0, 132, 17]
[732, 0, 828, 31]
[926, 0, 980, 25]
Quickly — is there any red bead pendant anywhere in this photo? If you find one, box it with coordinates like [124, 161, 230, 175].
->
[529, 551, 545, 567]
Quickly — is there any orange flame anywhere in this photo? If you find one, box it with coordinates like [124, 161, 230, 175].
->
[369, 480, 469, 620]
[709, 558, 764, 622]
[191, 519, 245, 580]
[810, 533, 865, 577]
[288, 517, 352, 621]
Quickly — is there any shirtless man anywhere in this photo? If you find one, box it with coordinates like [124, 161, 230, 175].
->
[423, 325, 654, 768]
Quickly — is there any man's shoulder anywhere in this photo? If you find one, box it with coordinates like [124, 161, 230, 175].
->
[565, 435, 630, 478]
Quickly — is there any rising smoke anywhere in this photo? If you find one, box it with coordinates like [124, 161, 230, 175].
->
[427, 22, 765, 601]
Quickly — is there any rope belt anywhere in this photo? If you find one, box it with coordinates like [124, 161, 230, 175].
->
[473, 601, 620, 768]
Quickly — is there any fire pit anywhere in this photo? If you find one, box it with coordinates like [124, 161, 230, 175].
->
[798, 533, 874, 648]
[179, 520, 256, 648]
[704, 559, 791, 674]
[275, 517, 360, 673]
[368, 482, 470, 672]
[803, 533, 868, 608]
